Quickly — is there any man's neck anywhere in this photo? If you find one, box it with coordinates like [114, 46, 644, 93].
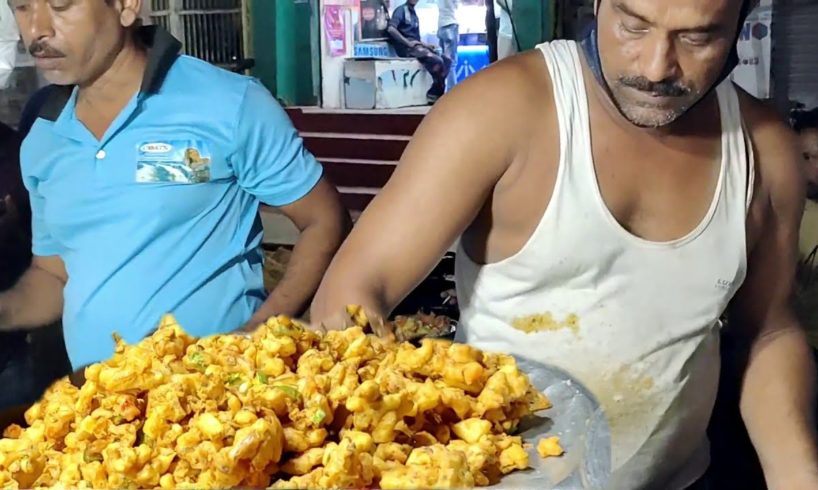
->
[74, 39, 149, 139]
[77, 39, 148, 109]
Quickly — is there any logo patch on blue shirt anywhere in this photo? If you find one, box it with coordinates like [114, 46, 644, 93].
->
[136, 139, 212, 184]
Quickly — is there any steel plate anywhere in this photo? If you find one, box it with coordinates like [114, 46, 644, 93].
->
[493, 358, 612, 489]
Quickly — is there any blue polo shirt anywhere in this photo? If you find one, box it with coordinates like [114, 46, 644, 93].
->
[20, 27, 323, 369]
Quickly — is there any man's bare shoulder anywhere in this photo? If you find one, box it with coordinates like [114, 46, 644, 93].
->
[430, 50, 554, 125]
[734, 84, 805, 232]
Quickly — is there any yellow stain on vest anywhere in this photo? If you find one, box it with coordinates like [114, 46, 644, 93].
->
[511, 312, 580, 334]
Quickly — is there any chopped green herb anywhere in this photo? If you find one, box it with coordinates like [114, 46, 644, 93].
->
[226, 373, 243, 386]
[189, 351, 206, 370]
[256, 373, 269, 384]
[272, 384, 301, 401]
[312, 409, 327, 425]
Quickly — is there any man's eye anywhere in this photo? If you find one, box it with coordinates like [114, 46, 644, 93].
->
[681, 33, 713, 46]
[49, 0, 72, 11]
[9, 0, 29, 11]
[620, 20, 648, 36]
[805, 152, 812, 161]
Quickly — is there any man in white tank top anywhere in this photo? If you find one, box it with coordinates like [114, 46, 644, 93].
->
[312, 0, 818, 488]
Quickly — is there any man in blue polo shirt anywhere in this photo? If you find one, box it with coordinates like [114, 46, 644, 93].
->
[0, 0, 350, 370]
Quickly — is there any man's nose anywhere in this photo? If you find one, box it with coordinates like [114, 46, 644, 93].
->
[641, 37, 680, 83]
[22, 1, 55, 43]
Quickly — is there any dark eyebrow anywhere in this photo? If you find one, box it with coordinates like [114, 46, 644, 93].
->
[614, 1, 652, 25]
[682, 22, 726, 35]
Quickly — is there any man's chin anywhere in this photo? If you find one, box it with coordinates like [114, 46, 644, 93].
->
[40, 70, 77, 87]
[621, 108, 682, 129]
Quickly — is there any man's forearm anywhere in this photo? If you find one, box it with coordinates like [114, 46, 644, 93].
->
[387, 27, 415, 48]
[250, 221, 348, 323]
[0, 266, 64, 330]
[741, 327, 818, 488]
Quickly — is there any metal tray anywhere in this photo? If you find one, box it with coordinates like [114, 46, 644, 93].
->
[493, 358, 612, 489]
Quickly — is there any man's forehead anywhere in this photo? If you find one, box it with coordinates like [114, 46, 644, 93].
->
[599, 0, 745, 22]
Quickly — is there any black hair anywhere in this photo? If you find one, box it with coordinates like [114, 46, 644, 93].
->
[791, 108, 818, 133]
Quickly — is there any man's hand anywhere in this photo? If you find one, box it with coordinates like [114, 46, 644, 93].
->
[309, 305, 396, 340]
[236, 317, 264, 334]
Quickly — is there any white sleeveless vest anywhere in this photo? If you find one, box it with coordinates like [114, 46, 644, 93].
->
[455, 40, 753, 490]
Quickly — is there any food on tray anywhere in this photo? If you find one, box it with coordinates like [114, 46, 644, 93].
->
[392, 312, 455, 343]
[344, 304, 455, 343]
[0, 314, 553, 489]
[537, 436, 564, 459]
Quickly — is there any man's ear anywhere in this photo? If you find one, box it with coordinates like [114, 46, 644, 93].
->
[118, 0, 143, 28]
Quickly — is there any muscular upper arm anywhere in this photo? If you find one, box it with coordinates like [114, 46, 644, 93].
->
[730, 93, 806, 342]
[314, 54, 548, 314]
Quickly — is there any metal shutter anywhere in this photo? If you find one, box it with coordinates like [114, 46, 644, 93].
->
[772, 0, 818, 110]
[148, 0, 247, 69]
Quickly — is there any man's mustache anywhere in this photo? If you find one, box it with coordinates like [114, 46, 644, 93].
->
[618, 75, 691, 97]
[28, 40, 65, 58]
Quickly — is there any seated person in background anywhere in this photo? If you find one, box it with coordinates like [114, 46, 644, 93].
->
[792, 107, 818, 201]
[388, 0, 452, 104]
[791, 107, 818, 256]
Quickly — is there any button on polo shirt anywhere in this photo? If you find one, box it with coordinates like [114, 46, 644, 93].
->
[20, 27, 323, 369]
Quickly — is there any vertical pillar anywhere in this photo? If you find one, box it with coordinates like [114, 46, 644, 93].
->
[273, 0, 318, 106]
[250, 0, 277, 94]
[512, 0, 555, 50]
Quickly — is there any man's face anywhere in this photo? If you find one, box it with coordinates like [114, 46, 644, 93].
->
[596, 0, 743, 128]
[407, 0, 419, 6]
[800, 128, 818, 200]
[9, 0, 133, 86]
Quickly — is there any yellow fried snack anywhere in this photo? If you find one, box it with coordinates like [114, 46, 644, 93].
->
[537, 436, 565, 458]
[0, 313, 555, 489]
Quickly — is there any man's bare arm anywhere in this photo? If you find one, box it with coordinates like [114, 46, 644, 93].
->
[311, 55, 545, 330]
[387, 26, 418, 49]
[0, 255, 66, 330]
[242, 177, 350, 328]
[731, 98, 818, 489]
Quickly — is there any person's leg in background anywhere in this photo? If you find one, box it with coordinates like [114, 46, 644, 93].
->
[419, 54, 447, 103]
[411, 45, 450, 103]
[497, 33, 517, 60]
[438, 23, 459, 92]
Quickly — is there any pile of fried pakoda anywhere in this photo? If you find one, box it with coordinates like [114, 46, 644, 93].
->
[0, 314, 553, 489]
